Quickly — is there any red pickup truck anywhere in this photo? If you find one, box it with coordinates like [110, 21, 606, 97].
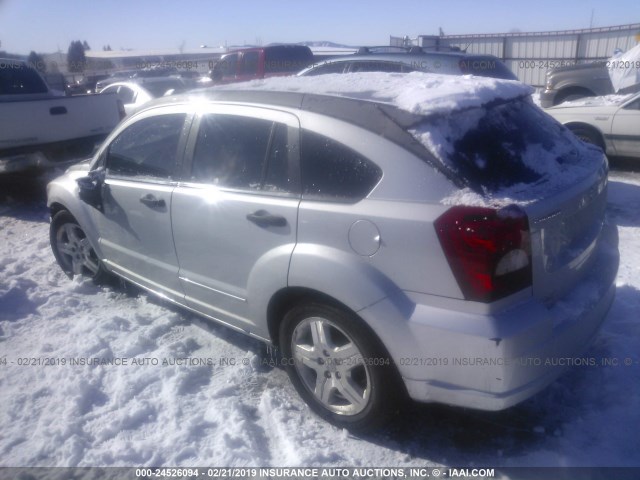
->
[211, 45, 313, 83]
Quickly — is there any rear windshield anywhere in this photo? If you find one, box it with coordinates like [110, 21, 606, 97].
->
[410, 98, 603, 199]
[264, 46, 313, 74]
[0, 63, 49, 95]
[458, 57, 517, 80]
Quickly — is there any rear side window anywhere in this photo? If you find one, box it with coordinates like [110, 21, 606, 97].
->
[348, 61, 404, 73]
[115, 86, 136, 104]
[191, 115, 295, 193]
[300, 130, 382, 201]
[303, 62, 347, 76]
[0, 63, 49, 95]
[106, 114, 185, 179]
[264, 46, 313, 74]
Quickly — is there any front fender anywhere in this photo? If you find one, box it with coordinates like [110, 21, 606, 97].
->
[47, 173, 105, 262]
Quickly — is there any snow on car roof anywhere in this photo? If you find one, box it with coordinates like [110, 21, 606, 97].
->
[214, 71, 534, 116]
[211, 73, 602, 207]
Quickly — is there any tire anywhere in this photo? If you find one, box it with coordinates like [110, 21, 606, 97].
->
[279, 302, 401, 431]
[567, 125, 606, 151]
[50, 210, 110, 282]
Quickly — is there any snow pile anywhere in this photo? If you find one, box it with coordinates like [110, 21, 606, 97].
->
[210, 71, 534, 116]
[556, 93, 636, 108]
[608, 43, 640, 93]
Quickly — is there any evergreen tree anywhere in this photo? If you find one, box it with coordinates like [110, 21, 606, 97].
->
[67, 40, 86, 72]
[27, 51, 47, 73]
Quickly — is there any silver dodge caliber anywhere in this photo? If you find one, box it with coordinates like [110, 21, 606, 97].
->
[47, 73, 619, 430]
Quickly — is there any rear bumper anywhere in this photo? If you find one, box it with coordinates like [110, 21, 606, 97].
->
[362, 223, 619, 411]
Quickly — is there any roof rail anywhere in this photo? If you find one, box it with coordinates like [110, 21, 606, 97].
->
[419, 45, 462, 52]
[356, 46, 411, 54]
[355, 45, 462, 55]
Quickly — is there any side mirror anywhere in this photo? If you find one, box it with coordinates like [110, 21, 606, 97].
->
[77, 168, 105, 210]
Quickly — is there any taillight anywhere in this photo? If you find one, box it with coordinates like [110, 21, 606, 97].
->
[434, 205, 531, 302]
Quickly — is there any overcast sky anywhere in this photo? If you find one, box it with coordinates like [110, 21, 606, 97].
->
[1, 0, 639, 54]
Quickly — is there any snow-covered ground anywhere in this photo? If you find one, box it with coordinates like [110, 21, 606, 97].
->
[0, 167, 639, 468]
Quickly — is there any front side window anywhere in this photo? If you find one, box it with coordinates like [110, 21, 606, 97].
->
[116, 86, 136, 104]
[304, 62, 347, 76]
[100, 85, 117, 95]
[191, 115, 295, 193]
[348, 61, 404, 73]
[215, 54, 238, 78]
[300, 130, 382, 201]
[106, 113, 186, 179]
[242, 52, 260, 76]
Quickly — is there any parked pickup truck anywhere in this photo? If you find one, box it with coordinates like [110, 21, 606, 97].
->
[0, 58, 123, 174]
[540, 62, 614, 108]
[540, 48, 640, 108]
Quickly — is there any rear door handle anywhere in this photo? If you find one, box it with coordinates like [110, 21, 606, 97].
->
[139, 194, 166, 208]
[246, 210, 287, 227]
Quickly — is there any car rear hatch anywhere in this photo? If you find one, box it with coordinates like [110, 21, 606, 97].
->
[412, 97, 609, 303]
[525, 161, 608, 302]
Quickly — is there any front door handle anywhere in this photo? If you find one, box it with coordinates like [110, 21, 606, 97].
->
[139, 194, 166, 208]
[246, 210, 287, 227]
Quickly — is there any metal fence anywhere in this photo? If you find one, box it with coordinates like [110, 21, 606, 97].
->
[392, 23, 640, 87]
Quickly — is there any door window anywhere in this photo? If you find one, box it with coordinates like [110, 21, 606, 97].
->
[191, 114, 295, 193]
[304, 61, 346, 76]
[300, 130, 382, 201]
[242, 51, 260, 76]
[216, 54, 238, 79]
[116, 86, 136, 104]
[348, 61, 404, 73]
[106, 113, 186, 179]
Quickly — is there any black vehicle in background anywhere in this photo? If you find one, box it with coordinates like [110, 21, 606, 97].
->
[298, 46, 518, 80]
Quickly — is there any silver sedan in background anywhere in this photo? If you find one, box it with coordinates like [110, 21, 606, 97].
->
[545, 92, 640, 159]
[99, 77, 188, 115]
